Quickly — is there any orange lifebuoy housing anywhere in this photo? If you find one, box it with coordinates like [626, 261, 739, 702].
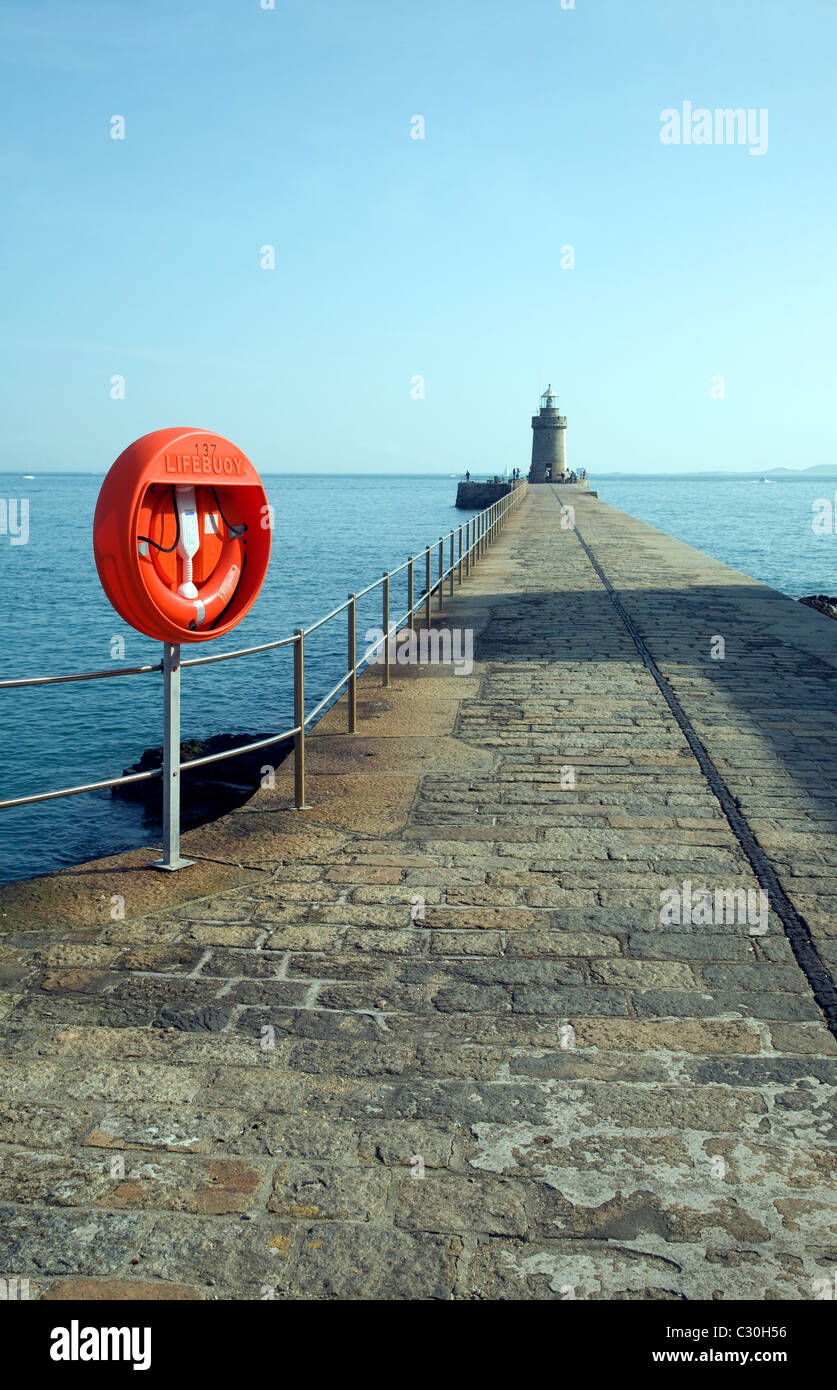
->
[94, 428, 271, 643]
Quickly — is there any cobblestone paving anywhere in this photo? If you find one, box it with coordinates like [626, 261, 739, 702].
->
[1, 489, 836, 1300]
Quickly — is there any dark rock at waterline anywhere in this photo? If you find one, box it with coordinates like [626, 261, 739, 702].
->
[112, 732, 294, 829]
[799, 594, 837, 620]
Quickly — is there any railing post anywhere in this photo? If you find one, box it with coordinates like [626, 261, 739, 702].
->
[407, 555, 414, 623]
[382, 571, 391, 686]
[348, 593, 357, 733]
[293, 628, 307, 809]
[437, 537, 444, 611]
[150, 642, 193, 871]
[449, 532, 454, 595]
[458, 525, 463, 583]
[425, 546, 432, 625]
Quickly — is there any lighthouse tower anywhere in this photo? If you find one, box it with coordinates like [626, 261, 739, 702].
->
[530, 385, 567, 483]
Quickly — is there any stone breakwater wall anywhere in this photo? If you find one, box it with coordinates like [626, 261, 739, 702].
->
[1, 487, 837, 1300]
[455, 480, 515, 509]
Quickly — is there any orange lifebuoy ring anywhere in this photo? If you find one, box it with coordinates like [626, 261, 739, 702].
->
[138, 483, 247, 632]
[94, 428, 271, 644]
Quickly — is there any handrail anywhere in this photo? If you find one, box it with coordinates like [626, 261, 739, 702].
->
[0, 661, 164, 690]
[0, 481, 527, 859]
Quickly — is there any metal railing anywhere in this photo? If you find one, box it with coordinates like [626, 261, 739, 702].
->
[0, 481, 527, 867]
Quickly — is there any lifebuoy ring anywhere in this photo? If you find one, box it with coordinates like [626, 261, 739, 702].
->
[93, 427, 271, 644]
[138, 483, 246, 632]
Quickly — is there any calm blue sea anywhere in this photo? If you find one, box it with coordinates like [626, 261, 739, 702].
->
[594, 474, 837, 599]
[1, 471, 834, 883]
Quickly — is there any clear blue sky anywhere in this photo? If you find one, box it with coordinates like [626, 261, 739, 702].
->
[1, 0, 835, 474]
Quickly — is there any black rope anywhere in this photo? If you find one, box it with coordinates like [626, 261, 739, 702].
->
[211, 487, 247, 537]
[137, 486, 180, 552]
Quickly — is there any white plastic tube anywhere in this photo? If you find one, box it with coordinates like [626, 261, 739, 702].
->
[174, 486, 200, 598]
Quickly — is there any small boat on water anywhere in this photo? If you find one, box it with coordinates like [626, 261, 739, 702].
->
[21, 474, 35, 479]
[759, 476, 772, 483]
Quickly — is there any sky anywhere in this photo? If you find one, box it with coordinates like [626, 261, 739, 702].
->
[1, 0, 835, 475]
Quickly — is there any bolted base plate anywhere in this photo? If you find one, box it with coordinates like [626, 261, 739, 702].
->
[149, 857, 195, 872]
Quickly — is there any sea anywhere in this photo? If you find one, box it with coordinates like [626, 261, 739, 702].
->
[1, 471, 834, 883]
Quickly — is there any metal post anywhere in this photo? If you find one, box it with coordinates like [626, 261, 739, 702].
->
[466, 519, 470, 575]
[150, 642, 193, 870]
[437, 537, 444, 611]
[348, 594, 357, 733]
[458, 525, 463, 583]
[382, 571, 391, 686]
[425, 546, 432, 625]
[293, 628, 307, 809]
[449, 533, 454, 595]
[407, 556, 414, 622]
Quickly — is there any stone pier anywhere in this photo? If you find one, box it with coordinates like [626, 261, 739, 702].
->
[1, 488, 836, 1300]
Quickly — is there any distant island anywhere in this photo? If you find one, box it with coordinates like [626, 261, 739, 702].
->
[594, 464, 837, 479]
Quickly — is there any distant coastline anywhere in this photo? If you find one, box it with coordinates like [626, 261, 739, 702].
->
[593, 468, 837, 480]
[5, 466, 837, 481]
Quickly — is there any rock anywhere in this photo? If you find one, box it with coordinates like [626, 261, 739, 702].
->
[798, 594, 837, 620]
[112, 731, 294, 827]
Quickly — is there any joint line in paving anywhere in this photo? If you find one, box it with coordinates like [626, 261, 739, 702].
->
[552, 486, 837, 1039]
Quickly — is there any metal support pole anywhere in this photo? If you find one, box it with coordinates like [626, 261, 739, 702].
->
[449, 533, 454, 595]
[348, 594, 357, 733]
[466, 519, 470, 575]
[382, 571, 391, 686]
[437, 537, 444, 611]
[425, 547, 432, 625]
[293, 628, 308, 809]
[458, 525, 463, 583]
[150, 642, 193, 870]
[407, 556, 414, 623]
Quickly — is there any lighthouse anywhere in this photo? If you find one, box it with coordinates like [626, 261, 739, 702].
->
[530, 385, 567, 483]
